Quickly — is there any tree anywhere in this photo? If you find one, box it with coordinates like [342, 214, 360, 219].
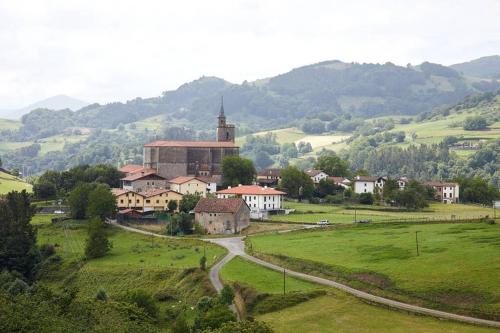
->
[254, 151, 273, 170]
[167, 200, 178, 212]
[314, 154, 350, 177]
[86, 184, 117, 220]
[281, 143, 298, 159]
[222, 156, 256, 187]
[179, 193, 202, 213]
[219, 285, 234, 305]
[302, 119, 325, 134]
[382, 178, 400, 201]
[85, 217, 112, 259]
[33, 182, 57, 199]
[463, 116, 488, 130]
[171, 212, 194, 235]
[392, 180, 429, 210]
[199, 256, 207, 271]
[0, 190, 39, 280]
[67, 183, 95, 219]
[456, 177, 500, 205]
[358, 193, 374, 205]
[297, 141, 313, 154]
[279, 166, 314, 200]
[314, 178, 342, 198]
[125, 290, 159, 319]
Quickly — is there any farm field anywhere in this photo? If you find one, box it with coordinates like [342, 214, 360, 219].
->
[249, 222, 500, 319]
[36, 218, 226, 303]
[270, 201, 495, 224]
[220, 255, 495, 333]
[0, 118, 22, 130]
[37, 133, 90, 155]
[0, 171, 32, 194]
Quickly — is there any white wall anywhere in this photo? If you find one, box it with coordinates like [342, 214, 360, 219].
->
[353, 181, 375, 194]
[217, 193, 283, 212]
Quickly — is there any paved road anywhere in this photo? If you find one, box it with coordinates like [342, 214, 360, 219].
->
[110, 221, 500, 328]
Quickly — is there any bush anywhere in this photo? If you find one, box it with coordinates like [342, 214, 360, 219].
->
[463, 116, 488, 130]
[95, 288, 108, 301]
[358, 193, 374, 205]
[125, 290, 159, 319]
[219, 285, 235, 305]
[39, 244, 56, 259]
[85, 218, 112, 259]
[209, 320, 274, 333]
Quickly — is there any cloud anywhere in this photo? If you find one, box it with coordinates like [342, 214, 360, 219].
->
[0, 0, 499, 108]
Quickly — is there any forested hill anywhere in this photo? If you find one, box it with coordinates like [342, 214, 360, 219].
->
[6, 59, 500, 141]
[451, 55, 500, 79]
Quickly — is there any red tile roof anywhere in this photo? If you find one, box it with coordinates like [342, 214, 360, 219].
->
[216, 185, 286, 195]
[169, 176, 208, 184]
[328, 176, 351, 184]
[118, 164, 143, 173]
[138, 189, 182, 198]
[111, 188, 130, 196]
[194, 198, 248, 213]
[144, 140, 237, 148]
[121, 171, 165, 181]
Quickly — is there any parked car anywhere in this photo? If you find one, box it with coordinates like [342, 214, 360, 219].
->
[317, 220, 330, 225]
[356, 219, 372, 224]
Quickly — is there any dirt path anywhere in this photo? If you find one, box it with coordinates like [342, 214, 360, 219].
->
[110, 221, 500, 328]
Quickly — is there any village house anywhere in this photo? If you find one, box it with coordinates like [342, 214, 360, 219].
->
[398, 177, 409, 190]
[194, 198, 250, 234]
[423, 181, 460, 204]
[328, 176, 351, 189]
[121, 171, 168, 192]
[352, 176, 386, 194]
[305, 169, 329, 184]
[141, 188, 183, 212]
[216, 184, 286, 219]
[197, 176, 218, 194]
[256, 168, 282, 187]
[112, 188, 145, 210]
[168, 176, 209, 197]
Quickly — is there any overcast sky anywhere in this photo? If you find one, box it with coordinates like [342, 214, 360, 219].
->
[1, 0, 499, 109]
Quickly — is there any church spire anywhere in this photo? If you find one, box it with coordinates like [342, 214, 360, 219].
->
[219, 96, 225, 117]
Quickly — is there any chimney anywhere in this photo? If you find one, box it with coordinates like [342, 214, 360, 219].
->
[228, 186, 232, 189]
[238, 184, 242, 187]
[264, 185, 268, 189]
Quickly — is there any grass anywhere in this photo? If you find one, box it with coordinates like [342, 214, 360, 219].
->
[37, 133, 90, 155]
[242, 222, 306, 235]
[0, 171, 32, 194]
[258, 294, 498, 333]
[249, 222, 500, 319]
[270, 201, 495, 224]
[220, 256, 319, 294]
[36, 218, 226, 302]
[0, 118, 22, 131]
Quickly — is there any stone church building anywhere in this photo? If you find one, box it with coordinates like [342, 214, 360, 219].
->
[143, 99, 239, 184]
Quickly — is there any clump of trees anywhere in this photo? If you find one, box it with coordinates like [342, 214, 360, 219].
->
[463, 116, 488, 130]
[314, 153, 350, 177]
[67, 183, 117, 220]
[221, 156, 256, 187]
[279, 166, 314, 200]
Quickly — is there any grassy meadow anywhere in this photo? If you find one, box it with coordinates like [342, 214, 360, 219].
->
[249, 222, 500, 319]
[0, 171, 32, 194]
[35, 217, 226, 316]
[220, 255, 496, 333]
[271, 201, 495, 224]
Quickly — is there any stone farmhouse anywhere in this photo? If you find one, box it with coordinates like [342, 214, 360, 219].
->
[424, 181, 460, 204]
[216, 185, 286, 219]
[194, 198, 250, 234]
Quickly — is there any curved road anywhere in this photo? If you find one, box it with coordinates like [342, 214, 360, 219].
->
[110, 222, 500, 328]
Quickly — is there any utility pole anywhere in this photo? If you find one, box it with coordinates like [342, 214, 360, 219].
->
[283, 269, 286, 296]
[415, 231, 421, 256]
[354, 208, 357, 223]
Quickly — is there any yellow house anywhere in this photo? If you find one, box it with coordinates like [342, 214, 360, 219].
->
[168, 176, 208, 197]
[112, 188, 145, 210]
[139, 189, 183, 212]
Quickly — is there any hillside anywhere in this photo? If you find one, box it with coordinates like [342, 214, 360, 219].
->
[0, 171, 32, 194]
[0, 95, 89, 120]
[451, 56, 500, 79]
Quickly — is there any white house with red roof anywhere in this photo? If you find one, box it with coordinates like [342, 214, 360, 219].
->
[216, 184, 287, 219]
[121, 171, 167, 192]
[305, 169, 329, 184]
[168, 176, 209, 197]
[352, 175, 386, 194]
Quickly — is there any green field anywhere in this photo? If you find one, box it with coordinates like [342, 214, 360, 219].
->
[271, 201, 494, 224]
[220, 254, 495, 332]
[0, 118, 22, 131]
[259, 294, 498, 333]
[249, 222, 500, 319]
[221, 256, 319, 294]
[0, 171, 32, 194]
[37, 133, 90, 155]
[36, 218, 226, 303]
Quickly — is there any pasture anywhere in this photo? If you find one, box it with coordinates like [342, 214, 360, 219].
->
[270, 201, 495, 224]
[0, 171, 33, 194]
[35, 218, 226, 301]
[249, 222, 500, 319]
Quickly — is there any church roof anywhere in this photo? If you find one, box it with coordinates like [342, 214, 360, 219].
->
[144, 140, 237, 148]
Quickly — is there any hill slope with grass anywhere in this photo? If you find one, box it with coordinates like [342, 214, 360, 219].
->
[0, 171, 32, 194]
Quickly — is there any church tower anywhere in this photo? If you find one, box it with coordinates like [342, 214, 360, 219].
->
[216, 96, 235, 142]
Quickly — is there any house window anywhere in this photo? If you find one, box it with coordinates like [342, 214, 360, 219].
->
[120, 199, 124, 204]
[128, 200, 132, 203]
[136, 199, 140, 203]
[264, 204, 266, 209]
[156, 200, 159, 204]
[146, 199, 150, 203]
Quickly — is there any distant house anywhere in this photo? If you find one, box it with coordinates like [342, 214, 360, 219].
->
[423, 181, 460, 204]
[328, 176, 351, 189]
[352, 176, 386, 194]
[397, 177, 409, 190]
[168, 176, 209, 197]
[112, 188, 145, 210]
[216, 184, 286, 219]
[121, 171, 167, 192]
[305, 169, 329, 184]
[194, 198, 250, 234]
[197, 176, 218, 194]
[256, 168, 282, 187]
[140, 188, 183, 212]
[112, 188, 182, 212]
